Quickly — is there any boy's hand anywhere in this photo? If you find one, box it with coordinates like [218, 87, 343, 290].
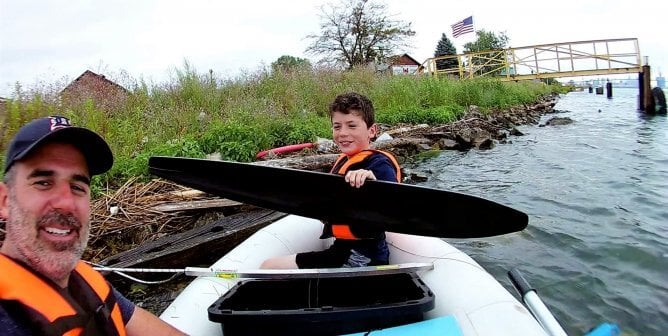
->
[345, 169, 376, 188]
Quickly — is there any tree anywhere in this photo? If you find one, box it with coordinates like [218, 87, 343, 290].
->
[271, 55, 312, 73]
[463, 29, 509, 53]
[305, 0, 415, 69]
[463, 30, 510, 76]
[434, 33, 458, 70]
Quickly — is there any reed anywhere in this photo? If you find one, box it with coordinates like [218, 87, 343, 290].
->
[0, 64, 561, 192]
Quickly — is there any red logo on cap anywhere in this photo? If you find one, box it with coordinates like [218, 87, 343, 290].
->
[49, 116, 72, 131]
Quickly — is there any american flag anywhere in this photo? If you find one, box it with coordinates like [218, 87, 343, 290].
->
[451, 16, 474, 38]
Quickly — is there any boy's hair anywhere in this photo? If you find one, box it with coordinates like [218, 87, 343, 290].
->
[329, 92, 375, 126]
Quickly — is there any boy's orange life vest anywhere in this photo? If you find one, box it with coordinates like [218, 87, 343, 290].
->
[0, 255, 126, 336]
[327, 149, 401, 240]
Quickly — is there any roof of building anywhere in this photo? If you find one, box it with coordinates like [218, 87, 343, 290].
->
[388, 53, 421, 66]
[62, 70, 129, 93]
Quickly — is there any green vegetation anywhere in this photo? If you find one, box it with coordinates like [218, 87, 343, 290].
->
[463, 29, 510, 54]
[434, 33, 458, 70]
[463, 30, 511, 76]
[271, 55, 312, 73]
[0, 65, 560, 193]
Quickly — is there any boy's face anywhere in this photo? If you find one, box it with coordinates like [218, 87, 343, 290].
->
[331, 110, 377, 156]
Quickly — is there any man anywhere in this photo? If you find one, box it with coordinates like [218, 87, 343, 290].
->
[0, 116, 186, 335]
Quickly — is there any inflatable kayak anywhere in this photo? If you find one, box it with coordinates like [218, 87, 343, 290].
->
[159, 215, 549, 336]
[146, 157, 617, 335]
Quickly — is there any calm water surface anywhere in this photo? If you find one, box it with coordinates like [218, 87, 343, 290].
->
[412, 88, 668, 335]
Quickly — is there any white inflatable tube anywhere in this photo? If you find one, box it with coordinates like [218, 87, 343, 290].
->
[161, 215, 548, 336]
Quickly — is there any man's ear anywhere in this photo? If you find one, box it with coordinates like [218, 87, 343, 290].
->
[0, 183, 8, 220]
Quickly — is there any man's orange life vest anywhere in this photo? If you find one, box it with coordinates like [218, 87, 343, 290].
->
[0, 255, 126, 336]
[326, 149, 401, 240]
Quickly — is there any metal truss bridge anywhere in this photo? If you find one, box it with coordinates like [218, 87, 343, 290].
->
[422, 38, 641, 81]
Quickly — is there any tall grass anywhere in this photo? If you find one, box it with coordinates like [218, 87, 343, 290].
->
[0, 65, 560, 191]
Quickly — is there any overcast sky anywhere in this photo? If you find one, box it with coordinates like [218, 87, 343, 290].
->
[1, 0, 665, 97]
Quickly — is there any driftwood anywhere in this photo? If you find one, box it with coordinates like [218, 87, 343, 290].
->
[372, 137, 433, 150]
[151, 198, 241, 212]
[254, 153, 339, 171]
[99, 209, 286, 271]
[84, 178, 249, 262]
[133, 189, 206, 204]
[384, 124, 430, 136]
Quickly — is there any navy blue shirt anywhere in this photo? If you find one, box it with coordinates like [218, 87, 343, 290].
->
[0, 286, 135, 335]
[362, 152, 400, 182]
[324, 151, 400, 262]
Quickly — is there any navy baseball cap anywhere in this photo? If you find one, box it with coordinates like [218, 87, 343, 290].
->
[3, 116, 113, 176]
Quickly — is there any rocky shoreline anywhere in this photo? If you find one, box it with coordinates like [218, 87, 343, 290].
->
[107, 93, 572, 315]
[254, 93, 566, 181]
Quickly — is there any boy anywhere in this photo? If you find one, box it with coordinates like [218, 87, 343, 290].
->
[261, 92, 401, 269]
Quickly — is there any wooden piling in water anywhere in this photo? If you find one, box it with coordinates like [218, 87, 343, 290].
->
[640, 65, 653, 111]
[606, 82, 613, 98]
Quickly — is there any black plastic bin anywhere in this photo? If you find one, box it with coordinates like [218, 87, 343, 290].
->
[208, 272, 435, 336]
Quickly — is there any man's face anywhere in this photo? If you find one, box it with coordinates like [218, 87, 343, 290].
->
[0, 142, 91, 286]
[331, 110, 377, 156]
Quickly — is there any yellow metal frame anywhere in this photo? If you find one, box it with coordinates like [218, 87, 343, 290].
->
[422, 38, 641, 81]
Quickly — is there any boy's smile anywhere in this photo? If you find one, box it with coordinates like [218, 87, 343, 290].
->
[331, 110, 377, 156]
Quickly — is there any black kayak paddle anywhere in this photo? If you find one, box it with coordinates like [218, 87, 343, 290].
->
[148, 156, 528, 238]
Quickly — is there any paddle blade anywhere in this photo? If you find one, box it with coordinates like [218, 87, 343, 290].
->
[148, 156, 528, 238]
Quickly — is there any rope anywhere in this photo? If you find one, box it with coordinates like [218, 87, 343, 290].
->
[86, 261, 184, 285]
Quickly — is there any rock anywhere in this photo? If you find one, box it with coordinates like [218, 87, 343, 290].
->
[543, 117, 574, 126]
[509, 128, 524, 136]
[418, 143, 433, 151]
[456, 127, 492, 149]
[408, 171, 429, 183]
[437, 138, 459, 150]
[375, 133, 393, 141]
[476, 138, 495, 150]
[315, 138, 337, 153]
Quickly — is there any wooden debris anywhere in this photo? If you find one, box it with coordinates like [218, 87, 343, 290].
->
[254, 153, 339, 171]
[85, 178, 231, 262]
[151, 198, 242, 212]
[372, 137, 433, 150]
[99, 209, 286, 270]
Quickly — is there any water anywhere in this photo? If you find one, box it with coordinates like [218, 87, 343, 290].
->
[411, 88, 668, 335]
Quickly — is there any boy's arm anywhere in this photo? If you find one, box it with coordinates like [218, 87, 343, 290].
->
[345, 155, 399, 187]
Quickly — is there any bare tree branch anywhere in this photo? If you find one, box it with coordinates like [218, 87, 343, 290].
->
[305, 0, 415, 69]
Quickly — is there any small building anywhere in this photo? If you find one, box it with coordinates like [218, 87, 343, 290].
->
[60, 70, 129, 109]
[387, 54, 422, 75]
